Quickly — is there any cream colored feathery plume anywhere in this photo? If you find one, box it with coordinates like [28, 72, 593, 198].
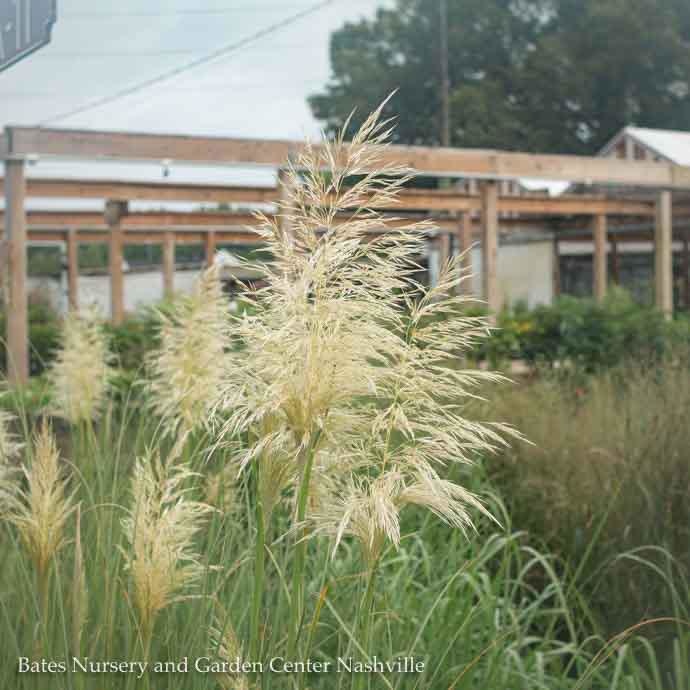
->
[48, 310, 113, 424]
[121, 450, 214, 653]
[1, 422, 75, 627]
[147, 264, 230, 439]
[215, 99, 520, 553]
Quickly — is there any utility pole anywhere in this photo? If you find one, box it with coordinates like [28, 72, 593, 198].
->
[439, 0, 451, 147]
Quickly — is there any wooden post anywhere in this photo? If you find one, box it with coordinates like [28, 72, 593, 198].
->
[66, 228, 79, 311]
[480, 181, 500, 312]
[278, 167, 294, 237]
[552, 235, 561, 301]
[610, 238, 620, 286]
[204, 230, 216, 267]
[5, 159, 28, 385]
[162, 231, 175, 297]
[439, 231, 451, 269]
[456, 211, 473, 294]
[683, 235, 690, 311]
[593, 214, 608, 302]
[105, 200, 127, 325]
[655, 190, 673, 318]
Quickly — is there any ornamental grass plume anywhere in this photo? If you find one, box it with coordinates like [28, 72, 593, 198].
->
[1, 422, 75, 628]
[209, 615, 249, 690]
[147, 265, 230, 439]
[0, 407, 22, 465]
[121, 450, 214, 658]
[215, 99, 519, 657]
[48, 310, 113, 424]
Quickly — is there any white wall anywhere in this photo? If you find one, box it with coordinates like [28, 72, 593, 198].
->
[28, 269, 203, 317]
[467, 240, 554, 309]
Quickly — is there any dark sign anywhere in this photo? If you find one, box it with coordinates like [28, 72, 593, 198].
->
[0, 0, 57, 72]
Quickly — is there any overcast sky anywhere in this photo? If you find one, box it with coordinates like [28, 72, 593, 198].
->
[1, 0, 384, 138]
[0, 0, 561, 195]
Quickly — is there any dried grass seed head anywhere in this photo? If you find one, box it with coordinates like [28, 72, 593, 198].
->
[148, 265, 230, 438]
[48, 310, 113, 424]
[121, 450, 214, 631]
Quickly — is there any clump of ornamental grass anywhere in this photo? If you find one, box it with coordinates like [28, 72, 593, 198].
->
[48, 310, 113, 424]
[209, 615, 249, 690]
[147, 265, 230, 441]
[0, 407, 22, 465]
[205, 462, 240, 514]
[215, 100, 518, 661]
[0, 422, 75, 640]
[71, 504, 88, 657]
[121, 450, 214, 659]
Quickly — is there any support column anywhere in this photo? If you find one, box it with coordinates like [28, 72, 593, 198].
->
[655, 190, 673, 318]
[5, 159, 28, 385]
[439, 231, 451, 270]
[552, 235, 561, 301]
[105, 200, 127, 326]
[593, 214, 608, 302]
[683, 235, 690, 311]
[66, 228, 79, 311]
[162, 231, 175, 297]
[204, 230, 216, 267]
[610, 238, 620, 286]
[456, 211, 473, 294]
[278, 167, 294, 237]
[480, 181, 499, 312]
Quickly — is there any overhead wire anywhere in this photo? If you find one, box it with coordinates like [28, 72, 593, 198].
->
[40, 0, 338, 125]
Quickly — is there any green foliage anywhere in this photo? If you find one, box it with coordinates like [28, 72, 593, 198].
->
[0, 299, 61, 376]
[476, 290, 690, 371]
[103, 306, 163, 373]
[482, 355, 690, 644]
[311, 0, 690, 153]
[0, 395, 686, 689]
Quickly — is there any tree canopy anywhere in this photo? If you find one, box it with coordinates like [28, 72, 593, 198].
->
[309, 0, 690, 154]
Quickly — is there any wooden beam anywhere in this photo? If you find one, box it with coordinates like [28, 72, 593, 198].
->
[496, 195, 654, 217]
[105, 200, 127, 325]
[4, 160, 28, 385]
[66, 228, 79, 310]
[655, 191, 673, 317]
[0, 176, 656, 216]
[162, 231, 175, 298]
[481, 181, 500, 312]
[8, 125, 690, 188]
[593, 214, 608, 302]
[204, 230, 216, 266]
[17, 178, 278, 204]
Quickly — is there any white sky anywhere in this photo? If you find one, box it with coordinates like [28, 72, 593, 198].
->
[1, 0, 385, 138]
[0, 0, 565, 196]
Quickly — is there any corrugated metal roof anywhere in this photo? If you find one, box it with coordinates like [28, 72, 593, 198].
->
[604, 126, 690, 166]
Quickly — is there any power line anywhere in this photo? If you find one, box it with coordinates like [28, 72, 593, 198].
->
[61, 6, 313, 18]
[42, 0, 337, 125]
[39, 51, 198, 58]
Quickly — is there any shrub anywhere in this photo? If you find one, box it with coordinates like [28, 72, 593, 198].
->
[481, 354, 690, 637]
[474, 288, 690, 371]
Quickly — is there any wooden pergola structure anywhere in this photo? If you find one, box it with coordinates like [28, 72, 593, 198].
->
[3, 125, 689, 385]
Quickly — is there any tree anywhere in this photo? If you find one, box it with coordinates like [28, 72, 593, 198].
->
[309, 0, 690, 154]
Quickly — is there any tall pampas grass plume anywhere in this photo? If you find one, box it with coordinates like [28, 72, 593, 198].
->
[214, 97, 522, 656]
[0, 421, 75, 629]
[147, 265, 230, 439]
[48, 310, 114, 424]
[121, 449, 214, 657]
